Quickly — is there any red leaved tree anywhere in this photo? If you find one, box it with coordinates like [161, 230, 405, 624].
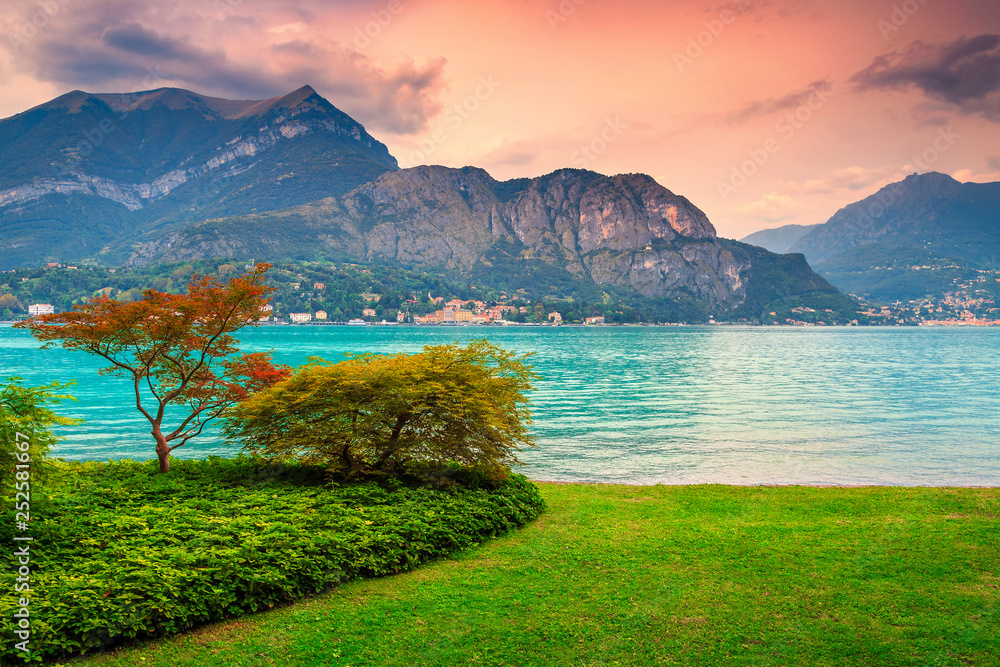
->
[15, 263, 290, 472]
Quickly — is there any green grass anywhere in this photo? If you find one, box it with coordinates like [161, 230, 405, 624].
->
[78, 483, 999, 667]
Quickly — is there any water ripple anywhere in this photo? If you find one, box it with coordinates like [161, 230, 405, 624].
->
[1, 324, 998, 485]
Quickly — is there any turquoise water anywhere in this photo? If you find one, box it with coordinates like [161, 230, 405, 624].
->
[1, 324, 998, 485]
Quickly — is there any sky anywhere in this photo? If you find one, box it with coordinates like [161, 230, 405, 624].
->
[2, 0, 999, 239]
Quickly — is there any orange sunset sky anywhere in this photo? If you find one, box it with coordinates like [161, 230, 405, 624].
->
[2, 0, 999, 238]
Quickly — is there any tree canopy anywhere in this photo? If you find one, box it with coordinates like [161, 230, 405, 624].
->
[0, 377, 80, 478]
[15, 264, 290, 472]
[0, 294, 23, 312]
[224, 340, 537, 480]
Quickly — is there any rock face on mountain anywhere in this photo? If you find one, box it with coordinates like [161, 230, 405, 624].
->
[781, 172, 1000, 302]
[129, 166, 840, 315]
[0, 85, 398, 269]
[1, 85, 853, 319]
[788, 172, 1000, 267]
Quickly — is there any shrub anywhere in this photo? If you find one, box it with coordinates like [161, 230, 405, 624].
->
[225, 340, 537, 481]
[0, 456, 545, 663]
[0, 377, 79, 483]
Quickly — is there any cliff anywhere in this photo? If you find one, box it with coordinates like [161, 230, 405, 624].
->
[1, 85, 856, 320]
[128, 166, 847, 317]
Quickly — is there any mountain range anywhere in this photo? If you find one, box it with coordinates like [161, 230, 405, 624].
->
[0, 85, 398, 268]
[1, 85, 857, 322]
[741, 173, 1000, 302]
[739, 224, 818, 255]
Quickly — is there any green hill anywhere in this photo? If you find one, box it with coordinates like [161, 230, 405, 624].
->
[784, 173, 1000, 302]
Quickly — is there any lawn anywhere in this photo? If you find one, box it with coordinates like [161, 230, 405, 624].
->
[79, 483, 999, 667]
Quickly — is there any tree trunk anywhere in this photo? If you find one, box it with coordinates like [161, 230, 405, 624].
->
[340, 443, 355, 472]
[153, 425, 170, 473]
[375, 414, 409, 468]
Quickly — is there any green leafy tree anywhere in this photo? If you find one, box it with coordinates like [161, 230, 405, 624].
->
[0, 294, 23, 312]
[225, 340, 537, 480]
[121, 287, 144, 302]
[171, 264, 195, 282]
[1, 377, 81, 479]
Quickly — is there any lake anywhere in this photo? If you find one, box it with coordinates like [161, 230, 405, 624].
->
[1, 324, 998, 486]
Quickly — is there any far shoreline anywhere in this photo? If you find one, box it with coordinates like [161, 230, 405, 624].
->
[247, 321, 1000, 329]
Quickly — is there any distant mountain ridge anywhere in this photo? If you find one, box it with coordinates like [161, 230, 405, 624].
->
[28, 85, 335, 121]
[0, 86, 859, 322]
[777, 172, 1000, 302]
[739, 224, 819, 254]
[788, 172, 1000, 266]
[0, 85, 398, 268]
[129, 166, 722, 277]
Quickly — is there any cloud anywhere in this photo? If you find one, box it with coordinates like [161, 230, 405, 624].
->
[724, 79, 832, 125]
[736, 192, 802, 223]
[711, 0, 764, 19]
[987, 155, 1000, 170]
[778, 165, 904, 196]
[102, 22, 200, 60]
[850, 34, 1000, 121]
[0, 0, 449, 134]
[951, 168, 1000, 183]
[481, 140, 540, 168]
[709, 0, 823, 22]
[659, 79, 835, 137]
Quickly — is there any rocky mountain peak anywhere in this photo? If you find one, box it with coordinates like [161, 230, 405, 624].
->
[227, 84, 328, 119]
[17, 84, 340, 123]
[0, 85, 855, 323]
[0, 85, 400, 268]
[787, 171, 999, 266]
[882, 171, 964, 200]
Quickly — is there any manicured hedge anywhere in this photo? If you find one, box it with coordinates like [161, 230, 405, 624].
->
[0, 457, 545, 664]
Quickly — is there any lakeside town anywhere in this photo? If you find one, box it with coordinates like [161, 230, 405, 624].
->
[269, 293, 600, 326]
[4, 261, 1000, 327]
[15, 296, 1000, 327]
[855, 270, 1000, 327]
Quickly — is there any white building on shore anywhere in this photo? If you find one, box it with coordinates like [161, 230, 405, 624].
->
[28, 303, 55, 316]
